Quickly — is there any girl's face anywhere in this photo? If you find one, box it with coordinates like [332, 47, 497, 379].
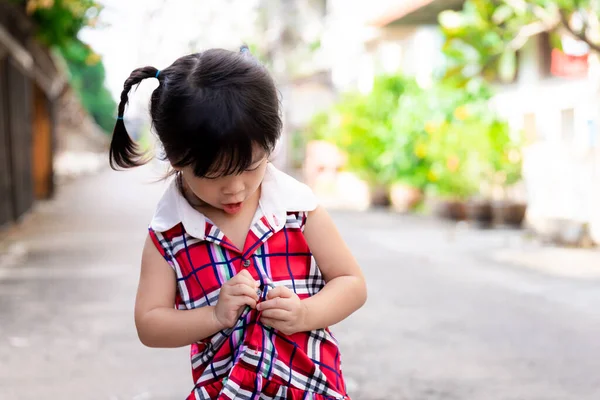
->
[178, 152, 268, 215]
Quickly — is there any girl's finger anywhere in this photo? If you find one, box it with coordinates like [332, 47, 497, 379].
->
[260, 317, 280, 330]
[257, 297, 291, 311]
[260, 309, 289, 321]
[229, 284, 259, 301]
[235, 295, 257, 309]
[266, 286, 293, 300]
[230, 270, 258, 288]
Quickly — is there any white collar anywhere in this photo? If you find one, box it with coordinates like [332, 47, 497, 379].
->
[149, 163, 317, 239]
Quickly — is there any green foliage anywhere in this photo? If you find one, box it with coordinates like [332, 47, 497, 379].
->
[61, 39, 116, 133]
[12, 0, 102, 48]
[307, 75, 522, 200]
[10, 1, 115, 133]
[420, 81, 521, 199]
[440, 0, 600, 84]
[308, 75, 417, 185]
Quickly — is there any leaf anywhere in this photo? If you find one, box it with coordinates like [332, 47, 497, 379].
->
[439, 10, 465, 32]
[508, 0, 529, 14]
[481, 31, 503, 48]
[443, 66, 465, 80]
[549, 30, 564, 51]
[492, 4, 515, 25]
[470, 0, 494, 19]
[497, 49, 517, 82]
[308, 39, 321, 52]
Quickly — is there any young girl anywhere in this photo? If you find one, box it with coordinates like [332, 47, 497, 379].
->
[110, 46, 367, 400]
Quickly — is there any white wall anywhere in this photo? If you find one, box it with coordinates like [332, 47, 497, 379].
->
[488, 36, 600, 242]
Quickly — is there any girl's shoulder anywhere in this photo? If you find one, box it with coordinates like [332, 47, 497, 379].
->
[261, 163, 317, 215]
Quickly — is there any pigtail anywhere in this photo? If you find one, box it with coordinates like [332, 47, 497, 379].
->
[109, 66, 161, 170]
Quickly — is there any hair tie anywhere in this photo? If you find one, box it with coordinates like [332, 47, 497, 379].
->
[117, 116, 124, 120]
[240, 46, 249, 54]
[155, 70, 161, 78]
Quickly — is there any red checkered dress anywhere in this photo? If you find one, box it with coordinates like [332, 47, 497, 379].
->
[148, 164, 350, 399]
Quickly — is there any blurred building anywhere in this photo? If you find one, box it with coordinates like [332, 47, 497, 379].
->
[323, 0, 600, 244]
[0, 2, 108, 231]
[0, 2, 63, 229]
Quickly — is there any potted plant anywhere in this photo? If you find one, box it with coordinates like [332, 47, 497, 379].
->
[383, 83, 440, 213]
[466, 197, 494, 227]
[420, 81, 520, 226]
[389, 182, 423, 212]
[307, 74, 418, 208]
[487, 123, 526, 227]
[418, 96, 486, 221]
[494, 199, 527, 227]
[463, 115, 516, 228]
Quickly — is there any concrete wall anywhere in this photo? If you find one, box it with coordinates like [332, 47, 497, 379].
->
[523, 144, 600, 244]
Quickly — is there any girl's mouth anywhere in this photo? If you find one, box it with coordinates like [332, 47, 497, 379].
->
[223, 202, 243, 214]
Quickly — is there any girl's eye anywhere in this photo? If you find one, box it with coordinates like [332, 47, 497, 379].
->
[245, 163, 261, 172]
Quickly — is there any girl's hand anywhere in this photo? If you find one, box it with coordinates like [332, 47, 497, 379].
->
[257, 286, 308, 335]
[213, 270, 259, 329]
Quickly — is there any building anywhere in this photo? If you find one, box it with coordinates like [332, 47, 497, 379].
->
[0, 2, 108, 231]
[325, 0, 600, 244]
[0, 2, 66, 229]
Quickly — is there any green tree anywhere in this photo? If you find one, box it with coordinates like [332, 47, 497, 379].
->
[308, 75, 417, 186]
[11, 0, 115, 133]
[440, 0, 600, 83]
[60, 39, 116, 133]
[16, 0, 102, 49]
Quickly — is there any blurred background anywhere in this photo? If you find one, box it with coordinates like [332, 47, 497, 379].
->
[1, 0, 600, 399]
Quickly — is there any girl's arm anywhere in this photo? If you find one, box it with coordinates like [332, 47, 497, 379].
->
[300, 206, 367, 330]
[135, 235, 260, 348]
[134, 235, 224, 348]
[250, 206, 368, 335]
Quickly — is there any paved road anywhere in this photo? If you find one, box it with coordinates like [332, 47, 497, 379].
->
[1, 164, 599, 400]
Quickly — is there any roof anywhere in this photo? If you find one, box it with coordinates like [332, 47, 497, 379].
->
[370, 0, 465, 27]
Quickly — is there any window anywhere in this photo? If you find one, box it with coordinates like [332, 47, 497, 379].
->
[561, 108, 575, 143]
[524, 112, 537, 142]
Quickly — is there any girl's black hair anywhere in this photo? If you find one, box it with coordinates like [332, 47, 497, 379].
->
[109, 46, 282, 177]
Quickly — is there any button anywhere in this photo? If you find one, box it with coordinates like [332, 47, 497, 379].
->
[242, 260, 251, 267]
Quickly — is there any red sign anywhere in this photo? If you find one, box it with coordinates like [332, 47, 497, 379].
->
[551, 48, 589, 78]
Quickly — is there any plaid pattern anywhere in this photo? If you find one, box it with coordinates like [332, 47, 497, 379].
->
[149, 211, 349, 400]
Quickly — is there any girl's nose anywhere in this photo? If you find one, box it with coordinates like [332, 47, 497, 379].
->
[222, 176, 244, 195]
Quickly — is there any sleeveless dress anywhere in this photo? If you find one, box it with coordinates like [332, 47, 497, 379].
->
[148, 164, 350, 400]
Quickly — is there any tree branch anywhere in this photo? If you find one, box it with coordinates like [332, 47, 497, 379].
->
[508, 20, 557, 50]
[559, 10, 600, 53]
[503, 3, 560, 52]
